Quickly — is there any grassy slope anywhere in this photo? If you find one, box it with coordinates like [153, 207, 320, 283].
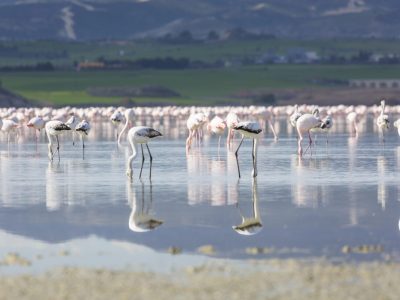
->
[1, 64, 399, 106]
[2, 39, 400, 66]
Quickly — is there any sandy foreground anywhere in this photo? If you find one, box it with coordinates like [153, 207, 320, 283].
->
[0, 259, 399, 300]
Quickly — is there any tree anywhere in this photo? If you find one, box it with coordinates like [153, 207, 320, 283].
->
[207, 30, 219, 41]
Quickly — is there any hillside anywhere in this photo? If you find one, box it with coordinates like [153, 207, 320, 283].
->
[0, 0, 400, 40]
[0, 87, 32, 107]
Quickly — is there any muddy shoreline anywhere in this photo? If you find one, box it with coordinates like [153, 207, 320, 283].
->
[1, 258, 399, 300]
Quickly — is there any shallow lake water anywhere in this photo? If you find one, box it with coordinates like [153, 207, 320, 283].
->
[0, 115, 399, 273]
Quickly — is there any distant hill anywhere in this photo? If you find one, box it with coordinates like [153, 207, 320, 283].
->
[0, 0, 400, 40]
[0, 87, 32, 107]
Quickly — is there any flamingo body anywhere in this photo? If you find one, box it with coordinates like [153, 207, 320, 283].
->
[296, 113, 322, 156]
[233, 121, 262, 178]
[45, 120, 71, 161]
[126, 126, 162, 179]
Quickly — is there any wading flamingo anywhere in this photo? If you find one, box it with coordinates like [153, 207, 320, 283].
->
[45, 120, 71, 162]
[233, 121, 262, 178]
[126, 126, 162, 179]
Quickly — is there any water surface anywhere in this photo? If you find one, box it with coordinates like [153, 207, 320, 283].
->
[0, 116, 399, 272]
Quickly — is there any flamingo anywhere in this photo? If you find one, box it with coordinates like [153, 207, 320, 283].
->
[376, 100, 390, 142]
[233, 178, 262, 235]
[207, 116, 226, 150]
[110, 110, 124, 142]
[296, 112, 322, 157]
[265, 108, 278, 140]
[27, 116, 45, 144]
[347, 111, 358, 137]
[320, 115, 333, 144]
[394, 119, 400, 136]
[75, 120, 91, 159]
[233, 121, 262, 178]
[289, 104, 302, 128]
[226, 111, 240, 149]
[65, 115, 79, 146]
[1, 119, 19, 145]
[126, 126, 162, 179]
[118, 108, 134, 145]
[45, 120, 71, 162]
[186, 113, 206, 151]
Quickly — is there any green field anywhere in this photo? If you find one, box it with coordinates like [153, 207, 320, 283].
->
[1, 64, 400, 106]
[1, 38, 400, 67]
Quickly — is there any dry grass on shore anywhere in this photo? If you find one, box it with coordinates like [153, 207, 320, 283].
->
[0, 259, 399, 300]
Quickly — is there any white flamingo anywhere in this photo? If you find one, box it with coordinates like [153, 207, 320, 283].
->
[65, 115, 79, 146]
[376, 100, 390, 142]
[320, 115, 333, 144]
[45, 120, 71, 161]
[126, 126, 162, 179]
[27, 116, 45, 144]
[207, 116, 226, 150]
[226, 111, 240, 149]
[75, 120, 91, 159]
[233, 121, 262, 178]
[110, 110, 124, 142]
[186, 113, 206, 151]
[347, 111, 358, 137]
[1, 119, 19, 145]
[296, 112, 322, 156]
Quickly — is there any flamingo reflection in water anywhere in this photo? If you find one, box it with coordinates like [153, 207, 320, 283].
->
[128, 180, 163, 233]
[232, 178, 262, 236]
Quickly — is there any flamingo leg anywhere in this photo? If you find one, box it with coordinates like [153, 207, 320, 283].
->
[268, 120, 278, 140]
[252, 139, 257, 177]
[146, 144, 153, 180]
[186, 130, 194, 152]
[235, 136, 244, 178]
[226, 129, 231, 148]
[82, 135, 85, 160]
[49, 146, 53, 161]
[302, 132, 311, 155]
[56, 136, 60, 162]
[139, 144, 145, 179]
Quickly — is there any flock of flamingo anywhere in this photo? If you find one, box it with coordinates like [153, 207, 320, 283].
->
[0, 100, 399, 179]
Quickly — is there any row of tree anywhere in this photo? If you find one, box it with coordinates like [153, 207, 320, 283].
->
[0, 62, 55, 71]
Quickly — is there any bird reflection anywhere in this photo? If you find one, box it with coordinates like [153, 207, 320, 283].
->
[397, 147, 400, 205]
[232, 178, 262, 235]
[291, 155, 321, 208]
[127, 180, 163, 232]
[377, 156, 387, 210]
[347, 136, 359, 226]
[45, 162, 64, 211]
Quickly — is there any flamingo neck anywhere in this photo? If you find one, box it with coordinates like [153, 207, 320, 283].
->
[46, 130, 53, 146]
[118, 119, 130, 144]
[132, 140, 138, 156]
